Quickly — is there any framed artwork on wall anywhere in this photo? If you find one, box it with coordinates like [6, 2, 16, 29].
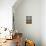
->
[26, 16, 32, 24]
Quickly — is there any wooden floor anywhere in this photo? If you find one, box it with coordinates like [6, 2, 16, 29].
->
[0, 39, 16, 46]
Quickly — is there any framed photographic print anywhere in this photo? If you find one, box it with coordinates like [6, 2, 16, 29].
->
[26, 16, 32, 24]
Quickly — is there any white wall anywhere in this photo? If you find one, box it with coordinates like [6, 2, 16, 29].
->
[41, 0, 46, 46]
[0, 0, 16, 30]
[13, 0, 41, 46]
